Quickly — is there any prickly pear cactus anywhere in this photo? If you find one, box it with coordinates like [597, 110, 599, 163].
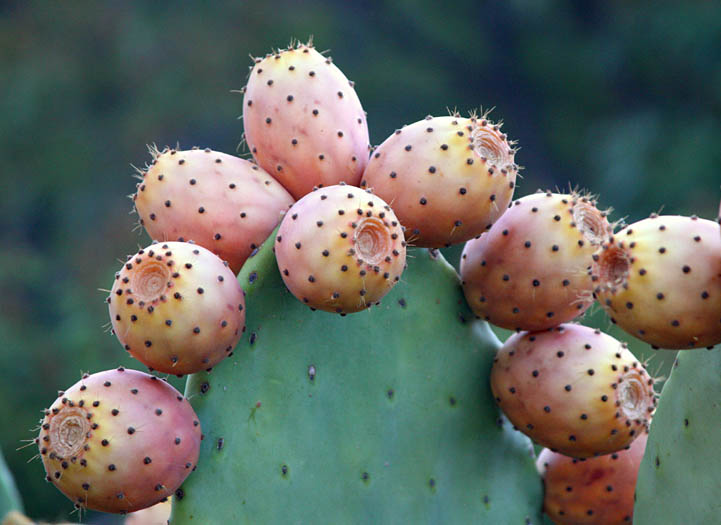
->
[172, 237, 543, 523]
[0, 447, 23, 518]
[634, 347, 721, 523]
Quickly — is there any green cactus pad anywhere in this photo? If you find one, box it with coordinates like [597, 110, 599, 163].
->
[0, 447, 23, 518]
[634, 347, 721, 523]
[173, 240, 543, 524]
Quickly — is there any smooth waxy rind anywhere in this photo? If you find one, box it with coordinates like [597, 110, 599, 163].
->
[461, 192, 611, 331]
[242, 42, 370, 199]
[491, 324, 655, 458]
[133, 147, 294, 274]
[275, 184, 406, 313]
[360, 115, 518, 248]
[171, 238, 543, 524]
[38, 369, 201, 514]
[592, 215, 721, 349]
[538, 432, 647, 524]
[109, 241, 245, 375]
[634, 347, 721, 523]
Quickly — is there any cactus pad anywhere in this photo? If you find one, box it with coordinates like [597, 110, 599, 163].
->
[172, 236, 543, 523]
[634, 347, 721, 523]
[0, 447, 23, 519]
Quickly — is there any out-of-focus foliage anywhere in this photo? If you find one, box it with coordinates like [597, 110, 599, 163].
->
[0, 1, 718, 521]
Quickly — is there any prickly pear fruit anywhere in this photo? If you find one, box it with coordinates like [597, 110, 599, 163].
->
[360, 114, 518, 247]
[133, 147, 294, 274]
[38, 368, 201, 514]
[274, 184, 406, 313]
[461, 192, 612, 331]
[537, 431, 647, 524]
[491, 324, 655, 458]
[108, 241, 245, 375]
[591, 215, 721, 349]
[242, 41, 370, 199]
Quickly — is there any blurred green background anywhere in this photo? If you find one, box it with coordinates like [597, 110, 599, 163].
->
[1, 0, 719, 522]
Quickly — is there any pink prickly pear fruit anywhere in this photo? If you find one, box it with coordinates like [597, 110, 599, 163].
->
[108, 241, 245, 375]
[591, 214, 721, 349]
[274, 184, 406, 313]
[242, 41, 370, 200]
[360, 113, 519, 248]
[490, 324, 656, 458]
[461, 192, 612, 331]
[133, 147, 294, 274]
[537, 431, 647, 524]
[38, 368, 201, 514]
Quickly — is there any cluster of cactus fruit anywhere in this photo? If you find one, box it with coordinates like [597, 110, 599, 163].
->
[29, 40, 721, 524]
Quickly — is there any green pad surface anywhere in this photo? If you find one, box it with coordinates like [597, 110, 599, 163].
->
[634, 347, 721, 523]
[0, 447, 23, 518]
[173, 241, 542, 524]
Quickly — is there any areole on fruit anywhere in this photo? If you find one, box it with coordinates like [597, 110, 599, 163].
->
[130, 261, 170, 303]
[49, 408, 89, 458]
[618, 371, 647, 421]
[470, 123, 513, 170]
[573, 199, 608, 245]
[353, 217, 391, 265]
[595, 243, 630, 291]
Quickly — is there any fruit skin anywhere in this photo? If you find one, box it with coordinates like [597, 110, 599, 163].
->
[461, 192, 612, 331]
[133, 147, 294, 274]
[490, 324, 655, 458]
[360, 114, 518, 248]
[109, 241, 245, 375]
[242, 41, 370, 200]
[274, 184, 406, 313]
[38, 368, 201, 514]
[537, 431, 647, 524]
[591, 214, 721, 349]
